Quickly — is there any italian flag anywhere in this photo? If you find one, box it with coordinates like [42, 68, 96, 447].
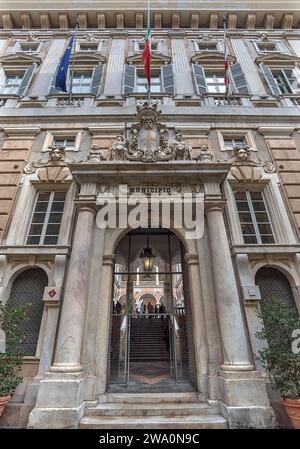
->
[142, 5, 151, 89]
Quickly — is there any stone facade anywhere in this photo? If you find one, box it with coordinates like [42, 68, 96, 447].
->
[0, 0, 299, 429]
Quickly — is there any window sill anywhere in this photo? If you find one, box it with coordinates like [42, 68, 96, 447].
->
[231, 244, 300, 255]
[0, 245, 71, 256]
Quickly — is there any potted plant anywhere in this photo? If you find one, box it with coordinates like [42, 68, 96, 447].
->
[255, 296, 300, 429]
[0, 302, 28, 417]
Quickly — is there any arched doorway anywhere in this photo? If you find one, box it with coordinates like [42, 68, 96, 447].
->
[8, 268, 48, 356]
[108, 228, 196, 392]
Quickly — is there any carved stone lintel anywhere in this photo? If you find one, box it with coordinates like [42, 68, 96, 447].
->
[24, 145, 71, 182]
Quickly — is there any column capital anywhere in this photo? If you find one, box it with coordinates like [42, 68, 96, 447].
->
[74, 202, 97, 215]
[205, 200, 226, 213]
[103, 254, 115, 266]
[184, 253, 199, 266]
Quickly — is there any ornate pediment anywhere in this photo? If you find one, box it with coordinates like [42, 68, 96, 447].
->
[191, 51, 236, 66]
[126, 52, 171, 65]
[0, 53, 41, 66]
[255, 53, 299, 67]
[24, 146, 71, 183]
[229, 146, 275, 183]
[70, 52, 106, 66]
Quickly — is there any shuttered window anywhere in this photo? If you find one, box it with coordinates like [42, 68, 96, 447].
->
[235, 191, 275, 244]
[27, 191, 66, 245]
[123, 65, 174, 95]
[50, 63, 103, 96]
[161, 64, 175, 94]
[260, 64, 300, 95]
[0, 73, 24, 94]
[230, 63, 249, 94]
[192, 64, 207, 94]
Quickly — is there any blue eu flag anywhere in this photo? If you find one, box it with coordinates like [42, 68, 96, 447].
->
[55, 33, 75, 92]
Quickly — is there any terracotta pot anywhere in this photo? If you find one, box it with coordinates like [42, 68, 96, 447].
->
[0, 395, 11, 417]
[282, 398, 300, 429]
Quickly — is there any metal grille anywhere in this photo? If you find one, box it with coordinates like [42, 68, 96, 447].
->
[8, 268, 48, 356]
[256, 267, 296, 309]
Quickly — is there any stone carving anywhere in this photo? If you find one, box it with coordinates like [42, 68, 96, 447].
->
[106, 102, 194, 163]
[198, 144, 213, 162]
[170, 131, 192, 160]
[107, 135, 127, 160]
[229, 145, 275, 182]
[24, 145, 71, 182]
[87, 144, 105, 163]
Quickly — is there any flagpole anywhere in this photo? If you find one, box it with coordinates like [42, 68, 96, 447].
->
[69, 21, 79, 104]
[223, 15, 229, 101]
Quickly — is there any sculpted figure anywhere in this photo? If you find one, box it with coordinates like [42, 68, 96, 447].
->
[171, 132, 192, 160]
[108, 135, 127, 161]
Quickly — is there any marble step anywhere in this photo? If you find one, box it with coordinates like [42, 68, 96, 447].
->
[99, 392, 200, 404]
[84, 402, 221, 417]
[79, 414, 227, 429]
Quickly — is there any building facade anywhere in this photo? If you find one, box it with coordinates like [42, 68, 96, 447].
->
[0, 0, 300, 429]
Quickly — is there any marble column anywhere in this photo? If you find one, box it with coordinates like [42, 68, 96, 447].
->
[185, 253, 208, 397]
[95, 254, 115, 396]
[206, 202, 253, 371]
[51, 205, 96, 373]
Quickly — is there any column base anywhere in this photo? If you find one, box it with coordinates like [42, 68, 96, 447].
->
[27, 372, 86, 429]
[218, 369, 277, 428]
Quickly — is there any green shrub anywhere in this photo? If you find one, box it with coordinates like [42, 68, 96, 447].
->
[0, 303, 28, 397]
[255, 297, 300, 399]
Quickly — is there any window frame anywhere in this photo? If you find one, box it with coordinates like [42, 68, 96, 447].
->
[26, 191, 67, 246]
[217, 130, 257, 152]
[205, 71, 226, 94]
[42, 130, 82, 152]
[0, 70, 25, 95]
[195, 41, 218, 52]
[254, 41, 279, 54]
[135, 69, 162, 93]
[234, 190, 275, 245]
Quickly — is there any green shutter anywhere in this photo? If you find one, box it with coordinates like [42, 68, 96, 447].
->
[192, 64, 207, 95]
[91, 63, 104, 96]
[161, 64, 175, 95]
[230, 63, 249, 94]
[260, 63, 281, 96]
[18, 64, 36, 97]
[123, 64, 136, 94]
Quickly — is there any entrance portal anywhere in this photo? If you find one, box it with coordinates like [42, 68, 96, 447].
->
[108, 229, 196, 392]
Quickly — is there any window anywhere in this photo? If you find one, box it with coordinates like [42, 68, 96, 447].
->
[78, 42, 99, 52]
[136, 72, 161, 93]
[224, 137, 246, 148]
[235, 191, 275, 244]
[72, 71, 93, 94]
[53, 136, 76, 148]
[196, 42, 218, 52]
[27, 191, 66, 245]
[0, 72, 24, 94]
[138, 42, 158, 52]
[19, 42, 40, 53]
[205, 72, 226, 93]
[272, 69, 297, 94]
[255, 42, 278, 53]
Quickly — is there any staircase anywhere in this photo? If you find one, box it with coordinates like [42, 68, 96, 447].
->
[129, 317, 169, 362]
[79, 393, 228, 429]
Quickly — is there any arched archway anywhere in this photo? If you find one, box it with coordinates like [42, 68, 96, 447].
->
[7, 267, 48, 356]
[108, 228, 196, 392]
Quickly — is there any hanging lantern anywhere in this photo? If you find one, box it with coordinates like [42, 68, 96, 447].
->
[140, 235, 155, 273]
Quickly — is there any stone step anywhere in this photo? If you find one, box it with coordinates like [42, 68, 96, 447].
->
[79, 415, 228, 429]
[100, 392, 200, 404]
[84, 402, 221, 417]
